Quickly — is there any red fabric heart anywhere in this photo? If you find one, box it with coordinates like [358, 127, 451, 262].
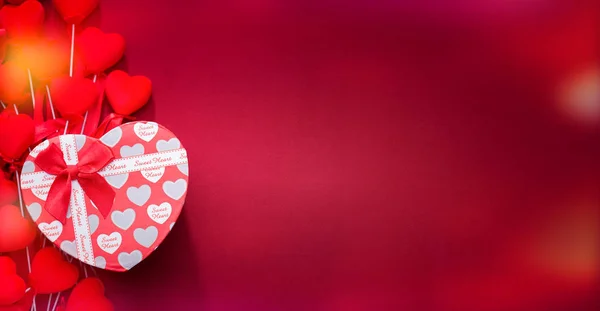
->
[16, 40, 69, 82]
[50, 76, 99, 119]
[0, 111, 35, 160]
[0, 205, 36, 252]
[0, 290, 33, 311]
[0, 62, 29, 105]
[77, 27, 125, 75]
[0, 178, 17, 207]
[0, 0, 44, 40]
[65, 278, 113, 311]
[0, 257, 26, 306]
[52, 0, 98, 25]
[29, 247, 79, 294]
[105, 70, 152, 115]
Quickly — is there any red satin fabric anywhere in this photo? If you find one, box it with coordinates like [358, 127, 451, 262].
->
[34, 140, 115, 224]
[93, 113, 135, 138]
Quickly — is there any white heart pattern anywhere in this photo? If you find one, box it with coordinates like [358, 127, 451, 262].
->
[60, 240, 77, 258]
[27, 203, 42, 222]
[120, 143, 145, 158]
[118, 250, 142, 270]
[75, 135, 86, 151]
[95, 256, 107, 269]
[141, 167, 165, 183]
[21, 161, 35, 174]
[100, 126, 123, 147]
[88, 215, 100, 234]
[156, 138, 181, 152]
[105, 173, 129, 189]
[31, 186, 49, 201]
[97, 232, 122, 254]
[133, 226, 158, 248]
[134, 122, 159, 142]
[111, 209, 136, 230]
[39, 221, 63, 242]
[147, 203, 172, 225]
[126, 185, 151, 206]
[163, 179, 187, 200]
[177, 164, 189, 176]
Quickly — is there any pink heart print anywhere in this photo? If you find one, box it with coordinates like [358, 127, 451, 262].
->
[20, 122, 189, 272]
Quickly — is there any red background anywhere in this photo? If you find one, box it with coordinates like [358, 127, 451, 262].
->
[48, 0, 600, 310]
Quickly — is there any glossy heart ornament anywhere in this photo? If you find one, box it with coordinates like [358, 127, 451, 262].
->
[50, 76, 98, 119]
[0, 257, 26, 306]
[106, 71, 152, 115]
[0, 0, 44, 40]
[65, 278, 113, 311]
[21, 122, 189, 272]
[52, 0, 98, 25]
[0, 112, 35, 160]
[0, 205, 36, 252]
[29, 247, 79, 294]
[77, 27, 125, 75]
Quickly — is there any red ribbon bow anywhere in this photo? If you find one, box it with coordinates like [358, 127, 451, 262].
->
[35, 140, 115, 224]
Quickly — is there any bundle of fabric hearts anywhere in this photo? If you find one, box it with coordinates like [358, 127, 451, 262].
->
[0, 1, 189, 310]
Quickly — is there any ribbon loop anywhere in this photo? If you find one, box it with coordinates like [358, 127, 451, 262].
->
[35, 137, 116, 224]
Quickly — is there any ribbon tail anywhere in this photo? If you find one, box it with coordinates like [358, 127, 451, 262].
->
[45, 173, 72, 224]
[93, 113, 135, 138]
[34, 119, 66, 144]
[79, 173, 115, 219]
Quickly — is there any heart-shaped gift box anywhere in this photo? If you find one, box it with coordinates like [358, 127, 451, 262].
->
[20, 121, 189, 272]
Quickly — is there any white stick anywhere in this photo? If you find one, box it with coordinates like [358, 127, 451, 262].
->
[0, 100, 5, 109]
[63, 121, 69, 135]
[16, 172, 36, 311]
[13, 104, 19, 115]
[46, 294, 52, 311]
[50, 292, 61, 311]
[27, 69, 35, 110]
[69, 24, 75, 78]
[80, 111, 88, 134]
[45, 86, 56, 120]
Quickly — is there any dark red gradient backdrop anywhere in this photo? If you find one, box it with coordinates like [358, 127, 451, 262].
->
[49, 0, 600, 310]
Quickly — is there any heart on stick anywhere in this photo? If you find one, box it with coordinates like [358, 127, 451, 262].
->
[52, 0, 99, 25]
[50, 76, 98, 119]
[0, 205, 36, 252]
[77, 27, 125, 75]
[65, 278, 113, 311]
[0, 0, 44, 39]
[0, 257, 26, 306]
[0, 62, 29, 105]
[0, 291, 34, 311]
[29, 247, 79, 294]
[106, 70, 152, 116]
[21, 122, 189, 271]
[0, 178, 17, 207]
[0, 112, 35, 160]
